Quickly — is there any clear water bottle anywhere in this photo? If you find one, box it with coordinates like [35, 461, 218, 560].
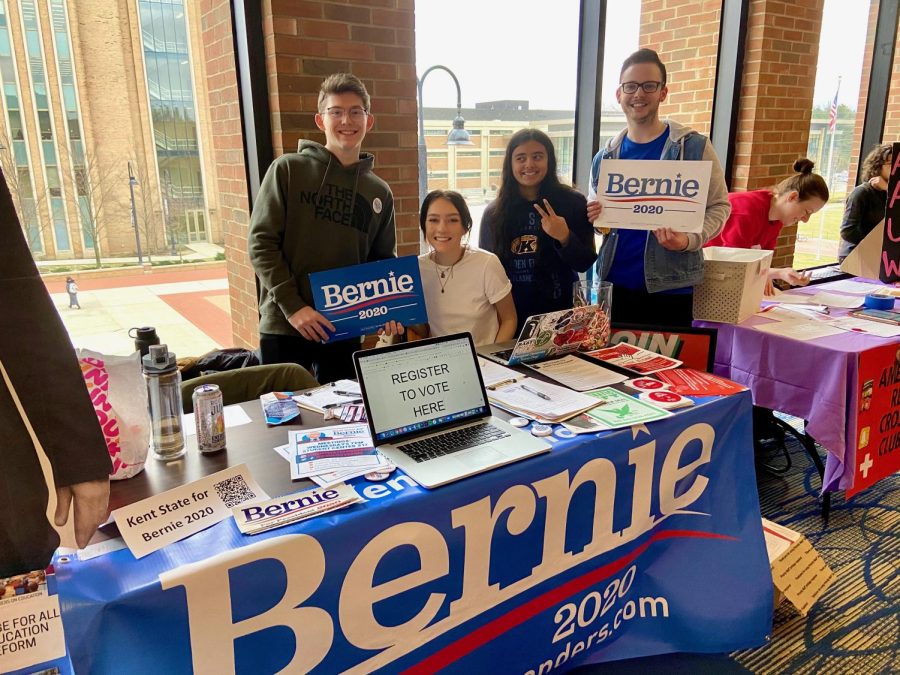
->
[142, 344, 185, 460]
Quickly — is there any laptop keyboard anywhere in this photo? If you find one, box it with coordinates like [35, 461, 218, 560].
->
[397, 423, 511, 463]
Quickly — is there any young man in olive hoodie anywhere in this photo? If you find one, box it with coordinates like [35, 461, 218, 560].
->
[249, 73, 396, 382]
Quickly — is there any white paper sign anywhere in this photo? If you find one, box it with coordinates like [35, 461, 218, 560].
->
[596, 159, 712, 232]
[0, 590, 66, 671]
[112, 463, 268, 558]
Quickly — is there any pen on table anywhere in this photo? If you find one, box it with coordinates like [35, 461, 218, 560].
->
[333, 390, 361, 397]
[520, 384, 551, 401]
[322, 398, 363, 409]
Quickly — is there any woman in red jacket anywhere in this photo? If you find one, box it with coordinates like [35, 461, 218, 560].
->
[706, 158, 829, 294]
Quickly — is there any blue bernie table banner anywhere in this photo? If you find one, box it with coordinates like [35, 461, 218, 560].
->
[54, 391, 771, 674]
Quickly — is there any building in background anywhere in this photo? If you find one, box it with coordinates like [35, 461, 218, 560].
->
[0, 0, 219, 262]
[422, 102, 626, 205]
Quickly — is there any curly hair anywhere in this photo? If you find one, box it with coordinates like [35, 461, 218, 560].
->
[860, 143, 892, 182]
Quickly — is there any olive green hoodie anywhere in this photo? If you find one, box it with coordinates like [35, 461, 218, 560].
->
[249, 140, 397, 336]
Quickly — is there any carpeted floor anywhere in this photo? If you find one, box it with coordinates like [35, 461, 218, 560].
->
[732, 430, 900, 674]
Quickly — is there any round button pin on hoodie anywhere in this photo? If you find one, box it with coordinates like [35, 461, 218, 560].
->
[372, 197, 383, 214]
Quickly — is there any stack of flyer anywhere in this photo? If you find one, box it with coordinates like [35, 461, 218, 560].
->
[232, 483, 363, 535]
[281, 423, 392, 486]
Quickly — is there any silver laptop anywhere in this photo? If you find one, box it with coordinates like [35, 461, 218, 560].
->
[478, 305, 602, 366]
[353, 333, 550, 488]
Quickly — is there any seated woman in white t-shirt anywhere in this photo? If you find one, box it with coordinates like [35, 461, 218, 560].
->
[384, 190, 517, 346]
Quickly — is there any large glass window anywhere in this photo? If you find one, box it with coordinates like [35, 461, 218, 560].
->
[415, 0, 580, 244]
[138, 0, 207, 245]
[0, 0, 42, 252]
[796, 0, 878, 268]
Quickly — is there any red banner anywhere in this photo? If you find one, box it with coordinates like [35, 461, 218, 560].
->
[848, 342, 900, 496]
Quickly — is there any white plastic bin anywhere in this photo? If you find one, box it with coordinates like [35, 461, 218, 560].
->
[693, 247, 773, 324]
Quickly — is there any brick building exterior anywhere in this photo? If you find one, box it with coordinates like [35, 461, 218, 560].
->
[0, 0, 222, 261]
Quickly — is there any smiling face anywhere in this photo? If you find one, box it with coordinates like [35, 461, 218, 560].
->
[424, 198, 469, 259]
[315, 92, 375, 161]
[511, 139, 549, 196]
[616, 62, 668, 127]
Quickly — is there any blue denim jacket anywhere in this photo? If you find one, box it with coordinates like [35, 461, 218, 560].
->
[589, 120, 730, 293]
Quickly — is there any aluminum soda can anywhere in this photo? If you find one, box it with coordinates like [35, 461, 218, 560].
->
[193, 384, 226, 453]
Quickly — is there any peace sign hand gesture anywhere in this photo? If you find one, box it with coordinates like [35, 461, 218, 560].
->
[534, 199, 571, 245]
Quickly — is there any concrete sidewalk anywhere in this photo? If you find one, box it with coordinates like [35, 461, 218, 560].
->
[52, 265, 233, 358]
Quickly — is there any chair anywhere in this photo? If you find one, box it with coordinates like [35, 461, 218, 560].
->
[181, 363, 318, 413]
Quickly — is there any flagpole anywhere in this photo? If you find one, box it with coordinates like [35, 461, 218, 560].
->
[816, 76, 841, 260]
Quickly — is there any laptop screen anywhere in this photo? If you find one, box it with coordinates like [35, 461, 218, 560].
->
[355, 334, 491, 443]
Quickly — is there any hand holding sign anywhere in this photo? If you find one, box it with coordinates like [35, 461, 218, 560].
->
[653, 227, 689, 252]
[586, 200, 603, 224]
[533, 199, 571, 245]
[289, 306, 336, 342]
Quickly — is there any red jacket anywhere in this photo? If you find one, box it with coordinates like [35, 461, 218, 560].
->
[705, 190, 781, 250]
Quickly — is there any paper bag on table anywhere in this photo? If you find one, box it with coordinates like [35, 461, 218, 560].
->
[840, 219, 884, 279]
[76, 349, 150, 479]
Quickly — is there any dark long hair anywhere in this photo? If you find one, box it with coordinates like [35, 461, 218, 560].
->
[491, 128, 573, 259]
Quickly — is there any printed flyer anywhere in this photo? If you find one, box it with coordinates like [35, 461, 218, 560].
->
[232, 483, 363, 535]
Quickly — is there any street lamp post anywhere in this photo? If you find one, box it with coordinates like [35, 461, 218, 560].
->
[128, 160, 143, 264]
[417, 65, 473, 205]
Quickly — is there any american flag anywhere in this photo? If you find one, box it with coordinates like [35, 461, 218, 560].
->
[828, 82, 840, 132]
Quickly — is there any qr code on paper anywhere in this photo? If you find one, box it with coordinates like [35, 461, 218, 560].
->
[213, 475, 257, 508]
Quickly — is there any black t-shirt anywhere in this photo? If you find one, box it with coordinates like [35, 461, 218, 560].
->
[479, 188, 596, 333]
[838, 182, 886, 259]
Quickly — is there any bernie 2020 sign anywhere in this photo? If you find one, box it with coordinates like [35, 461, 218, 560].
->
[310, 255, 428, 341]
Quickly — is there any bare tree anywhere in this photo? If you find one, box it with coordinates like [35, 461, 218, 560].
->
[0, 131, 50, 254]
[130, 153, 165, 261]
[70, 149, 125, 268]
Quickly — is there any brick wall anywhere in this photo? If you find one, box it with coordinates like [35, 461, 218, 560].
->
[210, 0, 420, 348]
[640, 0, 723, 135]
[733, 1, 824, 268]
[852, 2, 900, 183]
[647, 0, 823, 269]
[848, 1, 880, 187]
[199, 1, 256, 348]
[263, 0, 419, 256]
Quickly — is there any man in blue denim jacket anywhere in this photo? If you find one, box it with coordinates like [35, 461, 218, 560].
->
[587, 49, 730, 328]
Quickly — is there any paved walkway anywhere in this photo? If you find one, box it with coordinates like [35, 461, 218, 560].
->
[50, 265, 235, 358]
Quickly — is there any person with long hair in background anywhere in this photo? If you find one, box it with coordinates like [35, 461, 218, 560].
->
[839, 143, 892, 261]
[478, 128, 595, 333]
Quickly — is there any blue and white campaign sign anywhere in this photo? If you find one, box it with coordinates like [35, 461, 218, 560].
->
[596, 159, 712, 232]
[310, 255, 428, 341]
[54, 392, 772, 673]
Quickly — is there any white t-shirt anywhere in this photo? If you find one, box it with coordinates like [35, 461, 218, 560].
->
[418, 248, 512, 346]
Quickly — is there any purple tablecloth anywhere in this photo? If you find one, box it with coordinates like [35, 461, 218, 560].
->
[697, 281, 900, 492]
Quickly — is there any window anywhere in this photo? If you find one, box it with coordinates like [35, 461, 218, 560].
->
[416, 0, 579, 245]
[795, 0, 879, 268]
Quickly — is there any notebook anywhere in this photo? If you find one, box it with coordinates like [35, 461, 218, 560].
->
[478, 305, 604, 366]
[353, 333, 550, 488]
